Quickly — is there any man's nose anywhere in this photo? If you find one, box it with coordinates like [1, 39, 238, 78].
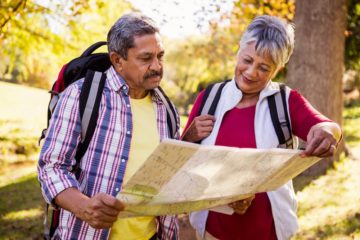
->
[149, 58, 161, 71]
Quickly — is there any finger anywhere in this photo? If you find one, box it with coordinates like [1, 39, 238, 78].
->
[99, 206, 121, 217]
[244, 195, 255, 202]
[92, 211, 118, 223]
[318, 144, 337, 158]
[303, 137, 321, 156]
[311, 140, 331, 156]
[234, 209, 246, 215]
[196, 115, 216, 122]
[199, 120, 215, 128]
[229, 199, 251, 208]
[89, 219, 114, 229]
[100, 194, 125, 211]
[199, 126, 214, 133]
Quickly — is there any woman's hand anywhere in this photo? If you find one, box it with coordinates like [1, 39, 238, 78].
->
[300, 122, 342, 158]
[182, 115, 216, 142]
[228, 195, 255, 215]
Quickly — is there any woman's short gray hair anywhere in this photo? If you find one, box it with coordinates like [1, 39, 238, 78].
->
[107, 12, 159, 59]
[239, 15, 295, 68]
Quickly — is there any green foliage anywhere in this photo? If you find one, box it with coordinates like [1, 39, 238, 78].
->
[345, 0, 360, 70]
[0, 0, 133, 89]
[163, 35, 235, 113]
[1, 0, 359, 107]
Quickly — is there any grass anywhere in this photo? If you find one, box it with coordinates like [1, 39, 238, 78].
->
[293, 101, 360, 239]
[0, 173, 44, 240]
[0, 82, 48, 169]
[343, 100, 360, 147]
[294, 153, 360, 239]
[0, 82, 360, 239]
[0, 82, 48, 239]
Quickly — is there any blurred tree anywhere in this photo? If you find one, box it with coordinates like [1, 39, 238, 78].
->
[345, 0, 360, 71]
[344, 0, 360, 93]
[286, 0, 348, 174]
[0, 0, 133, 88]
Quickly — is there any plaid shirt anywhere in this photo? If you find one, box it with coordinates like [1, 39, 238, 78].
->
[38, 66, 179, 240]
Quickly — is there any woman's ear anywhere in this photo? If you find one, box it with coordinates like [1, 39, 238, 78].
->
[272, 66, 284, 79]
[109, 52, 123, 72]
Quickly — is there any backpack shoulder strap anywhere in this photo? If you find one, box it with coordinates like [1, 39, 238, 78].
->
[75, 70, 106, 166]
[45, 71, 106, 239]
[198, 80, 230, 116]
[154, 87, 179, 139]
[267, 83, 293, 149]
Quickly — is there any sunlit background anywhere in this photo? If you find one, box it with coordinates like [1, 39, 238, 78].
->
[0, 0, 359, 239]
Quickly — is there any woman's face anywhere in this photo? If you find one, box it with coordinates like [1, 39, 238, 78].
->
[234, 41, 279, 95]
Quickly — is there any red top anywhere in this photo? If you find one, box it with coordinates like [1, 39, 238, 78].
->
[183, 89, 329, 240]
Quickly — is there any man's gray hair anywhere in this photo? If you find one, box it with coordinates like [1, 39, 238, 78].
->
[107, 12, 159, 59]
[239, 15, 295, 68]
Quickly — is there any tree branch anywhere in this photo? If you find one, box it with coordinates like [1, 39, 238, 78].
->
[0, 0, 26, 30]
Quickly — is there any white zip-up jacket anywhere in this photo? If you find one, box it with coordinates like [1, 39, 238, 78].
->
[189, 78, 299, 240]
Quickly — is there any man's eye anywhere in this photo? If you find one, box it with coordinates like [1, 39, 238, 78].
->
[158, 55, 164, 61]
[141, 57, 152, 62]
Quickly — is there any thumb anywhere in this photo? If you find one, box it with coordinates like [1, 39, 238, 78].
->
[100, 193, 125, 211]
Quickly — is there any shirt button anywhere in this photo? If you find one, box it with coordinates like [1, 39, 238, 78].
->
[121, 159, 126, 163]
[126, 131, 131, 135]
[115, 188, 119, 192]
[126, 104, 130, 108]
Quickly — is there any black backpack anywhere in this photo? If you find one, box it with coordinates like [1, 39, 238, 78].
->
[198, 80, 293, 149]
[40, 41, 179, 239]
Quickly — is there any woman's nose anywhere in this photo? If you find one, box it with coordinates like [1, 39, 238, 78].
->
[245, 65, 256, 78]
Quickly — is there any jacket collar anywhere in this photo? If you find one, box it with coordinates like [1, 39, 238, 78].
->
[226, 78, 281, 105]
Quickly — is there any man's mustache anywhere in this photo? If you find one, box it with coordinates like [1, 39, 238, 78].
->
[144, 70, 163, 80]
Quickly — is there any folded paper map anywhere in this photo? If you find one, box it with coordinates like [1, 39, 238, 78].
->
[116, 139, 320, 217]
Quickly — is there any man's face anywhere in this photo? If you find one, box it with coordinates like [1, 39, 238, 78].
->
[116, 33, 164, 94]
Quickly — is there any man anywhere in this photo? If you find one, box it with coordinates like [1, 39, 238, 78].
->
[38, 12, 179, 239]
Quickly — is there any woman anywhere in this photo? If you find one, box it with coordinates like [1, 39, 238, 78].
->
[182, 15, 342, 240]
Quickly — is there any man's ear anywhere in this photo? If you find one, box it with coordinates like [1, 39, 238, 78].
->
[109, 52, 124, 72]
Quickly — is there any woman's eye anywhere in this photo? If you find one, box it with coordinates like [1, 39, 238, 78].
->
[243, 58, 252, 63]
[259, 67, 270, 72]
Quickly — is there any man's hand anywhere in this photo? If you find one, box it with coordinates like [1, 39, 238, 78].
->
[76, 193, 125, 229]
[300, 122, 342, 158]
[55, 188, 125, 229]
[228, 195, 255, 215]
[182, 115, 216, 142]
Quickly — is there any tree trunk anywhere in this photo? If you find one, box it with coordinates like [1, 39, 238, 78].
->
[286, 0, 348, 176]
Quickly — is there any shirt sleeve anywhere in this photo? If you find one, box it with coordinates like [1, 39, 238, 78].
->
[181, 90, 205, 137]
[289, 89, 331, 141]
[37, 82, 82, 206]
[157, 215, 179, 240]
